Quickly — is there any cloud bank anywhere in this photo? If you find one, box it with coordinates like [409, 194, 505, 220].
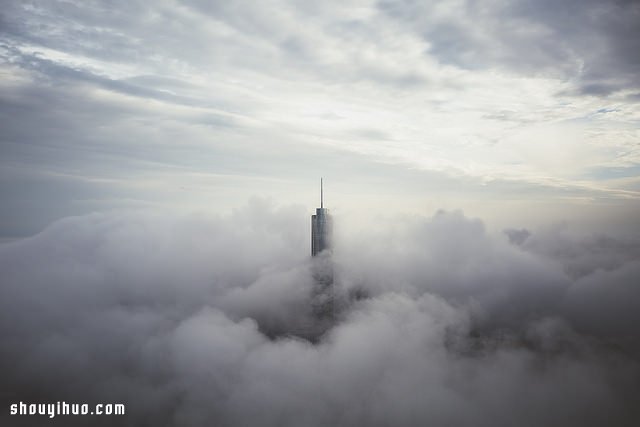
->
[1, 202, 639, 426]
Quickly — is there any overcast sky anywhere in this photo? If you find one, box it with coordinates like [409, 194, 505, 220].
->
[1, 0, 640, 236]
[2, 3, 640, 425]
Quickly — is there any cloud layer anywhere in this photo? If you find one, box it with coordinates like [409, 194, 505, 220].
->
[1, 204, 639, 426]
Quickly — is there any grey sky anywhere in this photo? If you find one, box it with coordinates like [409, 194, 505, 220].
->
[1, 0, 639, 236]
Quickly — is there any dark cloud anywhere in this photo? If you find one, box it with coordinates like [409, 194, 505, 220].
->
[1, 206, 639, 426]
[518, 223, 640, 279]
[504, 228, 531, 245]
[378, 0, 640, 95]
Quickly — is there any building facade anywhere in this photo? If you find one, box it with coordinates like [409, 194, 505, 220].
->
[311, 179, 332, 256]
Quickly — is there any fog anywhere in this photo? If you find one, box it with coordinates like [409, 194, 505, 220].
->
[1, 200, 639, 426]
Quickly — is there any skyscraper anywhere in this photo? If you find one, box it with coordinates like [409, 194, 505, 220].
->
[311, 178, 332, 256]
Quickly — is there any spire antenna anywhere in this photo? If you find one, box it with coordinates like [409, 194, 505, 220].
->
[321, 178, 323, 209]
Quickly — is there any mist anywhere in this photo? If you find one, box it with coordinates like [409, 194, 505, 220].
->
[1, 200, 639, 426]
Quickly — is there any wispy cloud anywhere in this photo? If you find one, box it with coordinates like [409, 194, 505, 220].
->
[1, 0, 639, 236]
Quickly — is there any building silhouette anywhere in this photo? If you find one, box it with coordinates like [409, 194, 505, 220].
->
[311, 178, 332, 256]
[310, 178, 335, 326]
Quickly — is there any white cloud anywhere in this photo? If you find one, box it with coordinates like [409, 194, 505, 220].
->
[1, 206, 639, 425]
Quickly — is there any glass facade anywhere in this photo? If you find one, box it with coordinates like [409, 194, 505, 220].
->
[311, 208, 332, 256]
